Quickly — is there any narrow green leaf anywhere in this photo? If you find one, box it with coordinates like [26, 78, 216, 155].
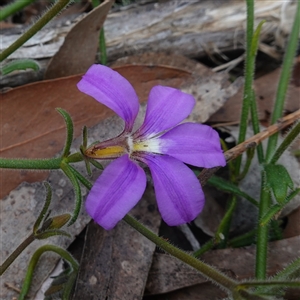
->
[36, 230, 71, 240]
[285, 188, 300, 204]
[89, 158, 103, 170]
[56, 108, 74, 158]
[238, 146, 255, 181]
[264, 164, 294, 203]
[260, 204, 282, 226]
[1, 59, 40, 75]
[18, 245, 78, 300]
[82, 126, 88, 149]
[270, 121, 300, 164]
[251, 20, 266, 57]
[68, 165, 93, 190]
[60, 162, 82, 226]
[208, 176, 258, 207]
[266, 0, 300, 160]
[33, 182, 52, 234]
[0, 0, 35, 21]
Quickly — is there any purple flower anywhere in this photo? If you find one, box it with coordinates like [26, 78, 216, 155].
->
[77, 64, 226, 230]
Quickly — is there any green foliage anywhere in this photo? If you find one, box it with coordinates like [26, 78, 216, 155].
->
[263, 164, 294, 204]
[1, 59, 40, 75]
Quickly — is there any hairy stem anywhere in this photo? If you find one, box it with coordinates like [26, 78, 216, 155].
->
[0, 157, 62, 169]
[0, 0, 71, 61]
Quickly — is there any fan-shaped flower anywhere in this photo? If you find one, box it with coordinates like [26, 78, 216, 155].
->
[77, 64, 226, 230]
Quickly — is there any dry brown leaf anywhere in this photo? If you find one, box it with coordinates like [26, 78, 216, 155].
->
[1, 53, 241, 199]
[209, 66, 300, 124]
[44, 0, 114, 79]
[145, 235, 300, 295]
[0, 61, 192, 199]
[73, 185, 161, 299]
[145, 283, 226, 300]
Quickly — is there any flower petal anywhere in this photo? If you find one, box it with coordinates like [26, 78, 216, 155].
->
[134, 86, 195, 138]
[77, 64, 139, 131]
[158, 123, 226, 168]
[85, 155, 146, 230]
[141, 154, 205, 226]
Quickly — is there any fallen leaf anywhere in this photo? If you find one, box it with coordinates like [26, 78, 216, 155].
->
[145, 283, 226, 300]
[44, 0, 114, 79]
[209, 66, 300, 124]
[145, 235, 300, 295]
[0, 60, 192, 199]
[73, 185, 161, 299]
[1, 53, 241, 199]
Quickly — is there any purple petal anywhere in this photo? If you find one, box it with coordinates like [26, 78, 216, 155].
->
[158, 123, 226, 168]
[134, 86, 195, 139]
[77, 64, 139, 131]
[141, 154, 205, 226]
[85, 155, 146, 230]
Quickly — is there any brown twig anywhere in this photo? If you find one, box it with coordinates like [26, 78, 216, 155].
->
[199, 109, 300, 185]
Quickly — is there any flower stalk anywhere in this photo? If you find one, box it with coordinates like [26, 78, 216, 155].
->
[0, 0, 71, 62]
[123, 214, 237, 292]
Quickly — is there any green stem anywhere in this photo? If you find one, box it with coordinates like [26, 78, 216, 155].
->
[266, 1, 300, 161]
[234, 0, 255, 175]
[68, 165, 93, 190]
[123, 214, 237, 292]
[33, 182, 52, 234]
[0, 0, 36, 21]
[255, 181, 270, 279]
[239, 280, 300, 289]
[208, 175, 258, 207]
[250, 90, 264, 164]
[76, 167, 237, 292]
[60, 163, 82, 226]
[216, 195, 237, 248]
[269, 121, 300, 164]
[193, 239, 215, 257]
[56, 108, 74, 158]
[0, 157, 62, 169]
[0, 0, 71, 62]
[0, 234, 35, 275]
[99, 28, 107, 65]
[238, 147, 255, 181]
[18, 245, 78, 300]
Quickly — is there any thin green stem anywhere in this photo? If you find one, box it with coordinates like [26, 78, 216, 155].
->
[18, 245, 78, 300]
[33, 182, 52, 234]
[123, 214, 237, 292]
[60, 163, 82, 226]
[208, 176, 258, 207]
[193, 239, 215, 257]
[228, 229, 256, 248]
[0, 234, 35, 275]
[269, 121, 300, 164]
[56, 108, 74, 158]
[0, 0, 36, 21]
[0, 0, 71, 62]
[255, 181, 271, 279]
[238, 147, 255, 181]
[0, 157, 62, 169]
[234, 0, 255, 175]
[266, 1, 300, 161]
[216, 195, 237, 248]
[68, 165, 93, 190]
[250, 90, 264, 164]
[239, 280, 300, 289]
[99, 28, 107, 65]
[77, 166, 237, 292]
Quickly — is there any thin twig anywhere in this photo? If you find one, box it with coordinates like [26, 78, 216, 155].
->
[199, 109, 300, 185]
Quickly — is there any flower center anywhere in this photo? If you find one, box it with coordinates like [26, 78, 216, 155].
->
[128, 136, 161, 155]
